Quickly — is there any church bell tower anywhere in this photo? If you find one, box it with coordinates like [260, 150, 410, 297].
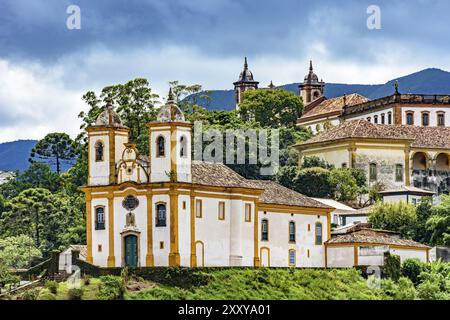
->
[299, 60, 325, 106]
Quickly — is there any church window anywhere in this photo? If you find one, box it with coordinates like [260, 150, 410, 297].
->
[98, 245, 102, 252]
[395, 164, 404, 182]
[367, 117, 371, 123]
[261, 219, 269, 241]
[406, 112, 414, 125]
[95, 206, 105, 230]
[95, 141, 104, 162]
[388, 112, 392, 124]
[422, 112, 430, 126]
[438, 112, 445, 127]
[218, 202, 225, 220]
[289, 221, 296, 243]
[180, 135, 187, 158]
[342, 163, 347, 168]
[122, 195, 139, 211]
[156, 203, 166, 227]
[289, 250, 296, 267]
[156, 136, 165, 157]
[381, 113, 385, 124]
[182, 201, 186, 210]
[315, 222, 323, 245]
[196, 199, 203, 218]
[374, 115, 378, 124]
[369, 163, 377, 181]
[245, 203, 252, 222]
[160, 241, 164, 249]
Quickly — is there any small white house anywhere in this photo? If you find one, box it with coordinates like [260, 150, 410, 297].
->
[325, 224, 430, 268]
[379, 186, 435, 205]
[312, 198, 357, 226]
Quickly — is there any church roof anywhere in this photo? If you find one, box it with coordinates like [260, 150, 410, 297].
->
[191, 161, 330, 209]
[94, 100, 127, 128]
[234, 57, 259, 84]
[299, 93, 369, 123]
[296, 119, 450, 150]
[247, 179, 331, 209]
[155, 89, 186, 122]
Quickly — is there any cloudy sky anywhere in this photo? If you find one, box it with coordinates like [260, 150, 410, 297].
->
[1, 0, 450, 142]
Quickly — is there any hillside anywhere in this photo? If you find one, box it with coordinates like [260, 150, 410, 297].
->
[0, 140, 37, 172]
[127, 268, 387, 300]
[188, 68, 450, 110]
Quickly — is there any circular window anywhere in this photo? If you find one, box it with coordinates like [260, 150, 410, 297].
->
[122, 195, 139, 211]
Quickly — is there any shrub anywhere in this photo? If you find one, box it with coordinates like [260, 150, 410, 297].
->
[98, 275, 126, 300]
[20, 288, 41, 300]
[68, 288, 83, 300]
[401, 259, 425, 285]
[384, 253, 401, 281]
[83, 275, 91, 286]
[38, 289, 56, 300]
[381, 277, 417, 300]
[45, 280, 58, 294]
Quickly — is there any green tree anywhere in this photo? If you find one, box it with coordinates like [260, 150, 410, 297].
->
[329, 168, 359, 202]
[0, 163, 61, 199]
[302, 156, 333, 169]
[238, 89, 303, 128]
[294, 167, 333, 198]
[414, 197, 433, 244]
[0, 188, 80, 251]
[426, 195, 450, 246]
[0, 235, 42, 269]
[29, 133, 77, 174]
[368, 201, 417, 238]
[79, 78, 159, 154]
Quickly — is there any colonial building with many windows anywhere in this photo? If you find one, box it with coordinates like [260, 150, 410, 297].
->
[82, 91, 334, 268]
[295, 120, 450, 194]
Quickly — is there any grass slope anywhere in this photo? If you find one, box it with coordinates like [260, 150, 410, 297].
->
[127, 268, 386, 300]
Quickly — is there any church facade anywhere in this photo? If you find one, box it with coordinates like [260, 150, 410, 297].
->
[82, 92, 333, 268]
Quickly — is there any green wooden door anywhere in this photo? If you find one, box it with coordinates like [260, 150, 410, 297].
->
[124, 235, 138, 267]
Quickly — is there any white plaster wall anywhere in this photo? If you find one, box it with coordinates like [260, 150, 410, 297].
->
[113, 193, 147, 267]
[390, 248, 428, 263]
[347, 107, 394, 124]
[344, 215, 368, 225]
[258, 211, 327, 268]
[176, 128, 192, 183]
[401, 107, 449, 127]
[178, 194, 191, 267]
[303, 148, 349, 168]
[91, 198, 109, 267]
[326, 246, 353, 268]
[354, 148, 405, 188]
[89, 134, 110, 186]
[150, 130, 171, 182]
[115, 135, 128, 163]
[229, 199, 244, 266]
[383, 194, 423, 205]
[152, 194, 170, 266]
[302, 118, 340, 135]
[195, 196, 232, 266]
[241, 201, 255, 266]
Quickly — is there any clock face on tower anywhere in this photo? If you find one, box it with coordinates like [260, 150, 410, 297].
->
[122, 195, 139, 211]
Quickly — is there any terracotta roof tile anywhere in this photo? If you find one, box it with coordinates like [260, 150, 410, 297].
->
[247, 179, 331, 209]
[299, 94, 369, 122]
[191, 161, 329, 209]
[326, 229, 430, 248]
[297, 119, 450, 149]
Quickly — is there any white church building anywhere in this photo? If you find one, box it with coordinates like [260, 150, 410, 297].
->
[81, 91, 333, 268]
